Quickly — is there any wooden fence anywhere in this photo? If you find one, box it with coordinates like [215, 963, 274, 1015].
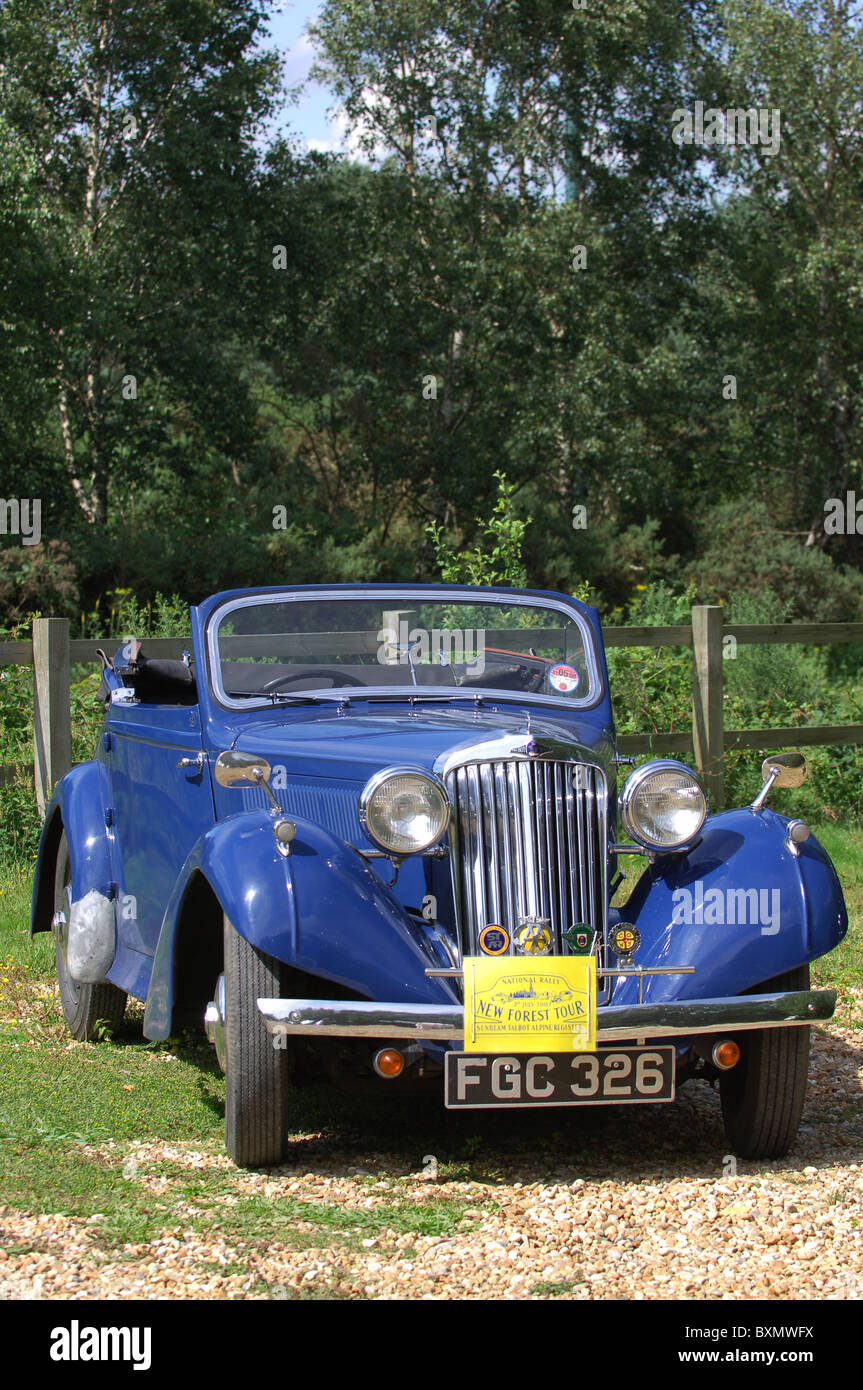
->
[2, 608, 863, 813]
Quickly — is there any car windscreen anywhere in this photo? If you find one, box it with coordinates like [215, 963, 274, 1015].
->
[210, 595, 597, 704]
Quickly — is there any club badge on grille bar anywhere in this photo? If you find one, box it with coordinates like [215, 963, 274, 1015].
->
[515, 916, 552, 955]
[562, 924, 595, 955]
[478, 923, 511, 956]
[609, 923, 641, 961]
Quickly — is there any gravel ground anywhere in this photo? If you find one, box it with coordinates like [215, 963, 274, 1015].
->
[1, 1021, 862, 1301]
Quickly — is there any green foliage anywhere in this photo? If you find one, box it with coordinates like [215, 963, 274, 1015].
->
[608, 579, 863, 822]
[689, 498, 863, 624]
[697, 0, 863, 559]
[2, 0, 862, 627]
[87, 590, 190, 642]
[0, 655, 109, 867]
[0, 590, 188, 867]
[606, 582, 697, 740]
[426, 472, 531, 588]
[266, 524, 400, 586]
[0, 0, 281, 527]
[0, 543, 78, 626]
[722, 590, 827, 712]
[0, 657, 43, 862]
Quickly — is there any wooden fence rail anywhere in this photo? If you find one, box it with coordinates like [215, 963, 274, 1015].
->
[2, 609, 863, 812]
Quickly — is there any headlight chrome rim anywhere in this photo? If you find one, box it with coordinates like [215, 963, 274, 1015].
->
[619, 759, 707, 852]
[359, 766, 451, 855]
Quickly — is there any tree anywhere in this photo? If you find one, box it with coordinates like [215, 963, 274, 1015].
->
[0, 0, 282, 527]
[296, 0, 716, 575]
[691, 0, 863, 557]
[427, 470, 531, 587]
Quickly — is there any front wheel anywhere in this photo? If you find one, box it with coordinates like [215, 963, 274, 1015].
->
[223, 916, 288, 1167]
[53, 831, 126, 1041]
[719, 965, 811, 1159]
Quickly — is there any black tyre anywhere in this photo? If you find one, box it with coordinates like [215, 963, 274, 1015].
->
[53, 831, 127, 1041]
[720, 965, 811, 1159]
[223, 915, 288, 1167]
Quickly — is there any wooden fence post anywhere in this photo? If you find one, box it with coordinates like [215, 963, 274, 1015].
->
[33, 617, 72, 816]
[380, 609, 417, 664]
[692, 605, 724, 809]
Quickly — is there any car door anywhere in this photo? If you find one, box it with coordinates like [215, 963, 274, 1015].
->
[106, 701, 215, 958]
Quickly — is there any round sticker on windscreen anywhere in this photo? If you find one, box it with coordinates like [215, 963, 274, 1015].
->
[548, 663, 580, 694]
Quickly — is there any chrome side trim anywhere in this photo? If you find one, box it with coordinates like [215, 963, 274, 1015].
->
[257, 988, 836, 1042]
[258, 998, 464, 1039]
[593, 989, 835, 1039]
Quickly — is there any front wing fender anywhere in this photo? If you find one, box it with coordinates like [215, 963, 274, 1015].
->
[613, 808, 847, 1005]
[143, 809, 458, 1040]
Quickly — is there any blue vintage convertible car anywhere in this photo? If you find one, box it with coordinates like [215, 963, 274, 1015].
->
[31, 585, 846, 1166]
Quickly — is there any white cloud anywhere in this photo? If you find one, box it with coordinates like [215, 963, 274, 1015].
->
[281, 31, 316, 88]
[337, 92, 392, 161]
[300, 96, 392, 163]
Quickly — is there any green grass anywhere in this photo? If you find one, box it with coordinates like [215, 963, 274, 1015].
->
[0, 1127, 481, 1254]
[807, 822, 863, 1004]
[0, 818, 861, 1285]
[0, 860, 49, 969]
[0, 856, 490, 1275]
[1, 1033, 225, 1142]
[530, 1277, 585, 1296]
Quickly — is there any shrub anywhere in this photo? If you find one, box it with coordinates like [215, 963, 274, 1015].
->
[426, 472, 535, 590]
[609, 580, 863, 823]
[689, 496, 863, 623]
[0, 541, 78, 626]
[0, 591, 189, 866]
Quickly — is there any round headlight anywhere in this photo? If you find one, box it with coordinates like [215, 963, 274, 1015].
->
[359, 768, 450, 855]
[619, 760, 707, 851]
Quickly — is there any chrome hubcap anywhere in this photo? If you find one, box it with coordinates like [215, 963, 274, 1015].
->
[205, 972, 226, 1072]
[52, 885, 72, 966]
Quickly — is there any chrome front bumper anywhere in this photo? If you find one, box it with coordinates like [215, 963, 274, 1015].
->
[256, 988, 836, 1044]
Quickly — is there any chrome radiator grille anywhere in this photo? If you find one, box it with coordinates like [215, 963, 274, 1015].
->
[444, 759, 607, 957]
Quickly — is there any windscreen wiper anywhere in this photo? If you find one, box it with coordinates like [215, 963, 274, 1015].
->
[226, 690, 351, 705]
[357, 692, 486, 705]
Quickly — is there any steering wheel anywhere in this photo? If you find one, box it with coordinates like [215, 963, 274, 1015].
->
[259, 667, 367, 693]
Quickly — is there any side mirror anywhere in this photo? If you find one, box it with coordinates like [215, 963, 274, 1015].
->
[752, 751, 807, 811]
[760, 752, 807, 789]
[214, 751, 272, 788]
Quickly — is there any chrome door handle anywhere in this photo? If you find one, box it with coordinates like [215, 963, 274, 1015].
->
[176, 754, 205, 771]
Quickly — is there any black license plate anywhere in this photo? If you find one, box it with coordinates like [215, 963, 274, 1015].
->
[444, 1047, 675, 1108]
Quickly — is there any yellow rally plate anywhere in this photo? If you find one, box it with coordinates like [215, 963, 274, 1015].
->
[464, 955, 596, 1053]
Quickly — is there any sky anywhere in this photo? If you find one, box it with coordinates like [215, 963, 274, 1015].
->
[263, 0, 344, 153]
